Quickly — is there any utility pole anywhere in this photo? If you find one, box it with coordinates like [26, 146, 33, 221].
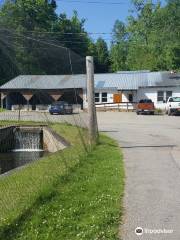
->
[18, 104, 21, 122]
[86, 56, 98, 145]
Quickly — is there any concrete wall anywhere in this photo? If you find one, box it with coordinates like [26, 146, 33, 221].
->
[43, 127, 69, 153]
[0, 126, 15, 152]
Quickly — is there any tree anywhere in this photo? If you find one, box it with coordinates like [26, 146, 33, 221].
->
[0, 1, 93, 78]
[0, 33, 19, 85]
[52, 11, 90, 56]
[112, 20, 127, 44]
[94, 38, 109, 73]
[110, 0, 180, 71]
[0, 0, 57, 31]
[110, 43, 128, 71]
[110, 20, 128, 71]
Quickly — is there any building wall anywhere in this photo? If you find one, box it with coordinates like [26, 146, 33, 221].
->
[122, 91, 138, 102]
[83, 89, 137, 108]
[137, 87, 180, 109]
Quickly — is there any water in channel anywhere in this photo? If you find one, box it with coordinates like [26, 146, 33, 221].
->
[0, 127, 46, 175]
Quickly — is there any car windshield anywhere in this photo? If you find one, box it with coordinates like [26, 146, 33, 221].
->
[52, 102, 64, 106]
[169, 97, 180, 102]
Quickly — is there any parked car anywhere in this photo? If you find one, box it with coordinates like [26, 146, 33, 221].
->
[136, 99, 155, 115]
[166, 97, 180, 115]
[49, 101, 73, 115]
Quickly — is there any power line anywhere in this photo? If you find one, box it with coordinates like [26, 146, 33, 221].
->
[0, 28, 113, 35]
[1, 29, 69, 50]
[56, 0, 126, 5]
[4, 35, 113, 43]
[1, 29, 173, 48]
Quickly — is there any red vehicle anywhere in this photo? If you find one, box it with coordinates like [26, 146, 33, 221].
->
[136, 99, 155, 115]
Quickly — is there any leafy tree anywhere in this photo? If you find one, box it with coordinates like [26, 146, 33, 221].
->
[0, 35, 19, 85]
[110, 0, 180, 71]
[0, 0, 57, 31]
[52, 11, 90, 56]
[93, 38, 109, 73]
[110, 43, 128, 71]
[112, 20, 127, 44]
[110, 20, 128, 71]
[0, 1, 92, 78]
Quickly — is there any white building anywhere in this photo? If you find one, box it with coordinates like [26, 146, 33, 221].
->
[93, 71, 180, 110]
[0, 71, 180, 111]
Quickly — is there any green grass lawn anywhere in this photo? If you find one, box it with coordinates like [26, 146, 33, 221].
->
[0, 108, 5, 112]
[0, 122, 124, 240]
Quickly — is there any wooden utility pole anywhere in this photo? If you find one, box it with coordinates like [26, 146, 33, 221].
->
[86, 56, 98, 145]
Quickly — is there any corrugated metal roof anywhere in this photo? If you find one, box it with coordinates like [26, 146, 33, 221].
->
[94, 72, 162, 90]
[1, 72, 180, 91]
[141, 72, 180, 88]
[0, 75, 86, 90]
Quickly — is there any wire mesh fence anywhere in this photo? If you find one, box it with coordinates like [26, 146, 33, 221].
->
[0, 27, 93, 237]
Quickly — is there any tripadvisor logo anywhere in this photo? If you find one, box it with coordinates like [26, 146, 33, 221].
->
[135, 227, 143, 236]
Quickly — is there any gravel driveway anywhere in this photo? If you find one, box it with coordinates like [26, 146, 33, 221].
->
[97, 112, 180, 240]
[0, 110, 88, 128]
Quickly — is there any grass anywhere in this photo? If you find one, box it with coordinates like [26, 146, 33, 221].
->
[154, 108, 164, 115]
[0, 122, 124, 239]
[0, 108, 5, 112]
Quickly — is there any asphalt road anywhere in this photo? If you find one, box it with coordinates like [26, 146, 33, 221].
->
[97, 112, 180, 240]
[1, 111, 180, 239]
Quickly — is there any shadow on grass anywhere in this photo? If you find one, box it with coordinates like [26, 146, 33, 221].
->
[0, 160, 86, 240]
[0, 190, 57, 240]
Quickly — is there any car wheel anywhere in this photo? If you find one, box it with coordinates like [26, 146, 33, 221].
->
[168, 109, 172, 116]
[136, 111, 139, 115]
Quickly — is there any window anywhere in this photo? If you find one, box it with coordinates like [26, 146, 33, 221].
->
[128, 94, 133, 102]
[157, 91, 173, 102]
[157, 91, 164, 102]
[102, 92, 107, 103]
[166, 91, 172, 101]
[95, 93, 100, 103]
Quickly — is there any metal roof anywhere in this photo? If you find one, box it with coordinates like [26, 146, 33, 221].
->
[1, 72, 180, 91]
[94, 72, 163, 90]
[0, 75, 86, 90]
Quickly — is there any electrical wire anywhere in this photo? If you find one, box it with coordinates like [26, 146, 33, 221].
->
[0, 28, 113, 35]
[56, 0, 127, 5]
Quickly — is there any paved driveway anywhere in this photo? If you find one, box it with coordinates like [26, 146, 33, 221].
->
[97, 112, 180, 240]
[1, 111, 180, 239]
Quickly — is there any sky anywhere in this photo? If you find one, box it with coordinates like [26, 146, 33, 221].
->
[0, 0, 166, 44]
[56, 0, 167, 43]
[56, 0, 133, 43]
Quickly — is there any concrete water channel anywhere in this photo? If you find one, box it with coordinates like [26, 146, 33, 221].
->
[0, 126, 68, 175]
